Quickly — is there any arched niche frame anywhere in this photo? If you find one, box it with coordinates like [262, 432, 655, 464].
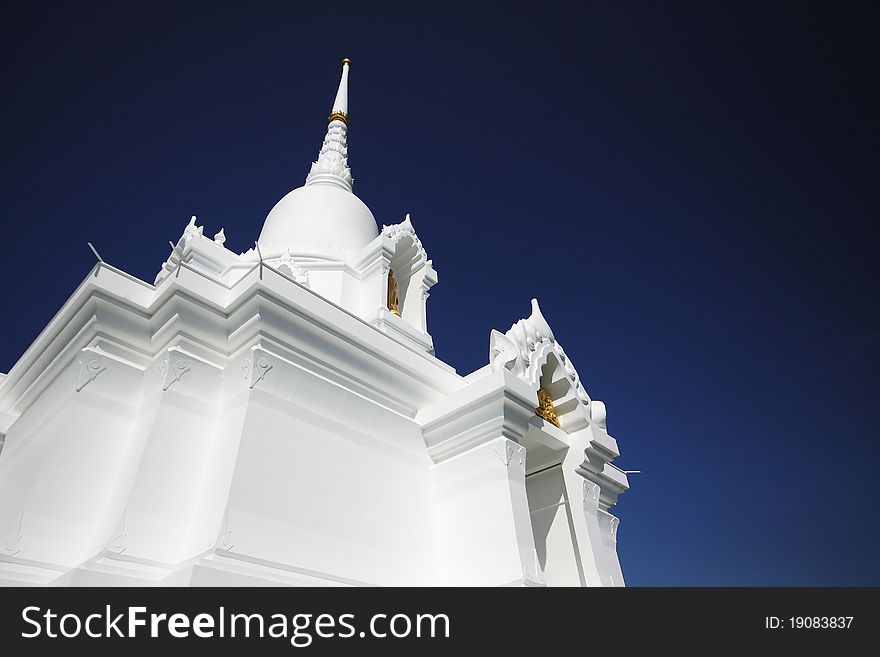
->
[489, 298, 592, 433]
[536, 349, 591, 433]
[380, 216, 437, 334]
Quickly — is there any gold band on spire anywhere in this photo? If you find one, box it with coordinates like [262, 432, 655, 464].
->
[328, 110, 349, 125]
[342, 57, 352, 67]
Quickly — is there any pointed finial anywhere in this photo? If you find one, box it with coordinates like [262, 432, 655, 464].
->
[328, 58, 351, 125]
[183, 215, 203, 239]
[529, 298, 554, 341]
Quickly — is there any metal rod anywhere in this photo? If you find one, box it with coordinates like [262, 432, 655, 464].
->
[87, 242, 103, 262]
[255, 241, 264, 280]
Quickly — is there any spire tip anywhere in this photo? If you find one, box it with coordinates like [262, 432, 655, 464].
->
[328, 58, 351, 125]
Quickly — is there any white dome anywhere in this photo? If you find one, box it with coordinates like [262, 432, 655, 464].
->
[258, 184, 379, 259]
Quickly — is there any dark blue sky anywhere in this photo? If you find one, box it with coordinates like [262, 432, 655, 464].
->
[2, 2, 877, 585]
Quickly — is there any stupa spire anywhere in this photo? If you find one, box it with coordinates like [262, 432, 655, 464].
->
[306, 58, 353, 192]
[329, 57, 351, 124]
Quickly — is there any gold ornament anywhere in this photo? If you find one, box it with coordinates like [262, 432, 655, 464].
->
[536, 388, 560, 428]
[388, 269, 401, 316]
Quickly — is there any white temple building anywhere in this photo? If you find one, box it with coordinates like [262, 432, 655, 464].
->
[0, 59, 629, 587]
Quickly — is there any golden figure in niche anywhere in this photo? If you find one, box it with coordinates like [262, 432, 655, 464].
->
[536, 388, 561, 428]
[387, 269, 401, 316]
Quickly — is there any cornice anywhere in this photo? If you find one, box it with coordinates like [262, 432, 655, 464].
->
[418, 369, 536, 463]
[0, 261, 465, 420]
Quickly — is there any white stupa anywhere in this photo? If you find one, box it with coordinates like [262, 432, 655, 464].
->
[0, 59, 630, 586]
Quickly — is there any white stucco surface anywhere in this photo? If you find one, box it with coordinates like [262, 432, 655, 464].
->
[0, 60, 629, 587]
